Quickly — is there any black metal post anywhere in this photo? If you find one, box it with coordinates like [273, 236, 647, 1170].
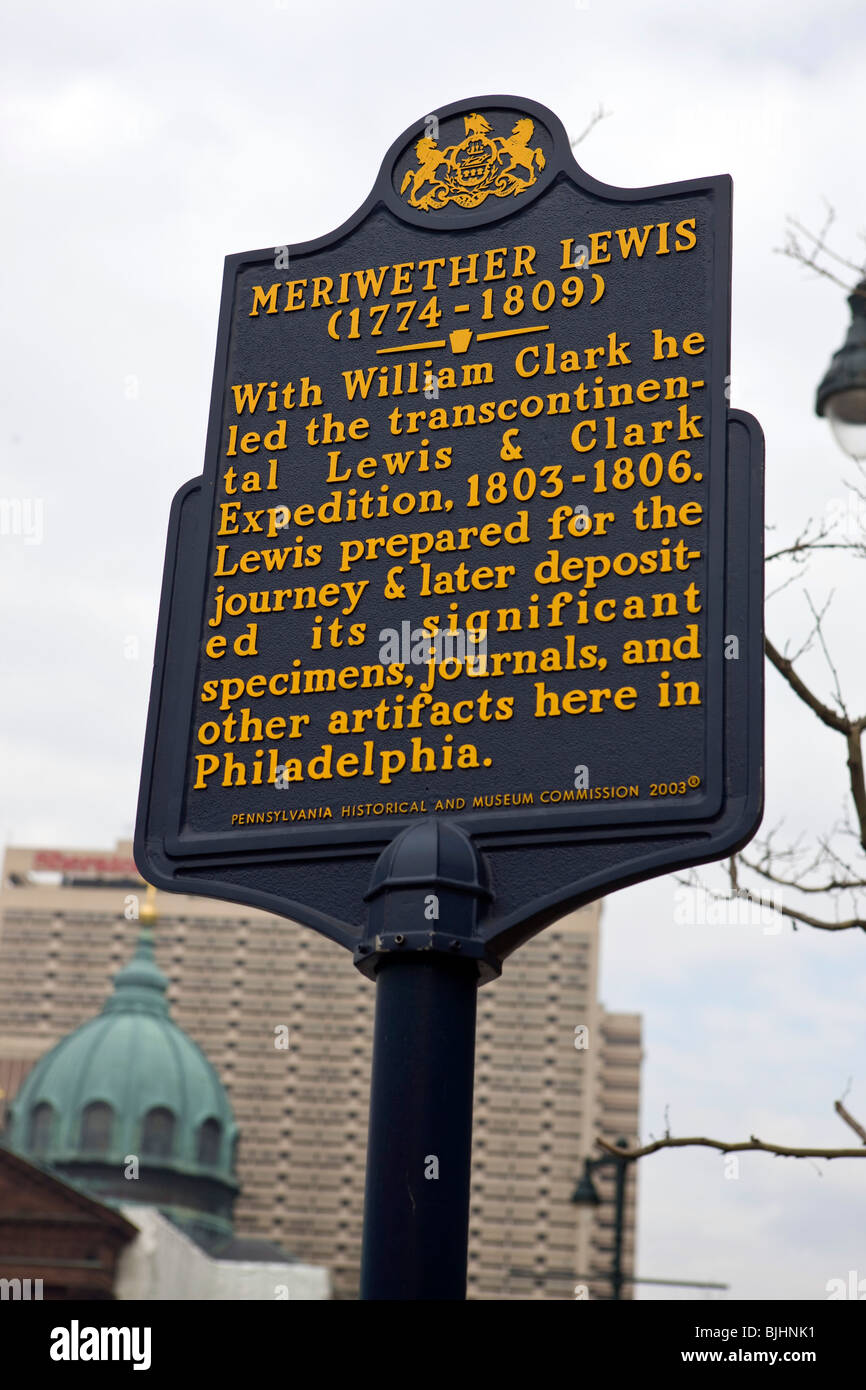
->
[611, 1148, 627, 1302]
[354, 820, 496, 1301]
[572, 1136, 631, 1300]
[360, 955, 478, 1299]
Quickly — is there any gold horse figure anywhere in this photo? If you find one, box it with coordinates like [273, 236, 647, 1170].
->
[496, 119, 546, 192]
[400, 138, 449, 208]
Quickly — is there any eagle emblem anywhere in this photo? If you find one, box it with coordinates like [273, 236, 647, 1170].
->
[399, 112, 546, 211]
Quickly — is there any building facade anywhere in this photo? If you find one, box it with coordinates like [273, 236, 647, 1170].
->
[0, 841, 641, 1299]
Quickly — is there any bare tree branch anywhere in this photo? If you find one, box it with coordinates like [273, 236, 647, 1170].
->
[673, 866, 866, 932]
[766, 568, 811, 603]
[766, 542, 863, 562]
[682, 210, 866, 951]
[776, 247, 856, 294]
[601, 1097, 866, 1163]
[846, 726, 866, 854]
[805, 590, 849, 718]
[598, 1135, 866, 1161]
[764, 636, 852, 734]
[570, 104, 611, 149]
[786, 589, 833, 666]
[738, 854, 864, 894]
[835, 1100, 866, 1145]
[719, 880, 865, 932]
[764, 511, 862, 565]
[784, 214, 866, 278]
[776, 209, 866, 290]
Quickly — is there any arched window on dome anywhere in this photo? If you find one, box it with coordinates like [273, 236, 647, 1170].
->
[79, 1101, 113, 1154]
[141, 1107, 175, 1159]
[28, 1101, 54, 1155]
[197, 1118, 222, 1166]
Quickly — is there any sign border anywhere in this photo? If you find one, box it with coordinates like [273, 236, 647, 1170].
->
[135, 96, 759, 956]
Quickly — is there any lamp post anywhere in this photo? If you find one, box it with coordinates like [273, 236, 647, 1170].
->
[816, 279, 866, 461]
[571, 1137, 631, 1301]
[568, 1138, 730, 1301]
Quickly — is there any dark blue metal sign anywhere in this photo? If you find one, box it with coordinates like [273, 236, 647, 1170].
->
[135, 95, 763, 969]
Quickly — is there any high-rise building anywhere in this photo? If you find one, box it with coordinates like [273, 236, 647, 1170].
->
[0, 841, 641, 1299]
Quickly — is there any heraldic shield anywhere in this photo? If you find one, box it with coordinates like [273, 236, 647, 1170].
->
[399, 110, 547, 210]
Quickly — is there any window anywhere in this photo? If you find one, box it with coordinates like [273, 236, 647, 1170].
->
[28, 1101, 54, 1154]
[141, 1107, 175, 1158]
[197, 1118, 222, 1166]
[79, 1101, 113, 1154]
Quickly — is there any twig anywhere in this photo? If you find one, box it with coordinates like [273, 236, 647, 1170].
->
[805, 590, 848, 719]
[835, 1100, 866, 1145]
[570, 104, 610, 149]
[764, 637, 851, 734]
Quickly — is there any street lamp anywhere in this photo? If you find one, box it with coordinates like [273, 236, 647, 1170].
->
[566, 1140, 729, 1300]
[816, 279, 866, 461]
[571, 1137, 630, 1300]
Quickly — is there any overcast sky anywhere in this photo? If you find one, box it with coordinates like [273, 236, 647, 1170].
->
[3, 0, 866, 1301]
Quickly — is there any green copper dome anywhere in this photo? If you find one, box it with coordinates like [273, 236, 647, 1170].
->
[5, 919, 240, 1243]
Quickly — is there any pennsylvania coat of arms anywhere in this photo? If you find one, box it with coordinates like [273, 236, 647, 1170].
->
[399, 112, 546, 211]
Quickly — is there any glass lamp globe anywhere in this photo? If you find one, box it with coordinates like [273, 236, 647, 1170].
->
[816, 280, 866, 461]
[824, 387, 866, 462]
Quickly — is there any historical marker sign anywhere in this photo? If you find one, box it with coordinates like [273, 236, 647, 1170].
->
[135, 95, 763, 965]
